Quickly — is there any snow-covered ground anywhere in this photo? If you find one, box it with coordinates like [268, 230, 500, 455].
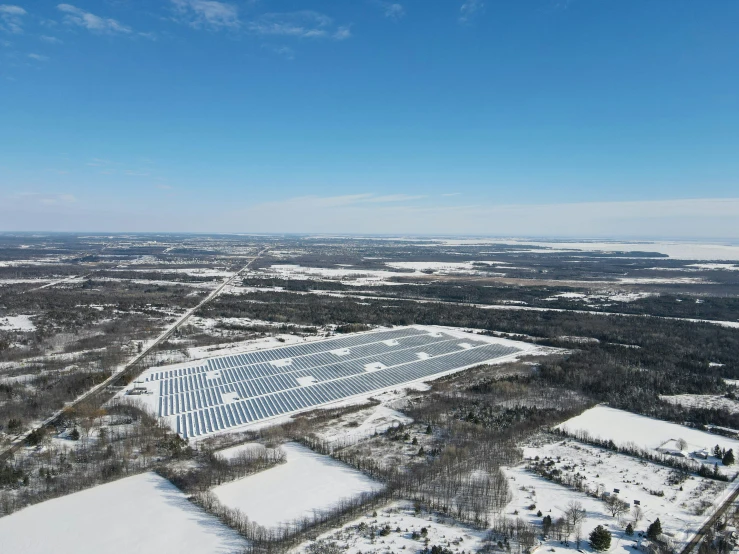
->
[430, 239, 739, 261]
[384, 260, 506, 275]
[315, 405, 414, 446]
[262, 264, 412, 286]
[0, 314, 36, 331]
[212, 442, 383, 529]
[558, 406, 739, 455]
[616, 277, 708, 285]
[545, 291, 658, 303]
[0, 472, 247, 554]
[687, 263, 739, 271]
[214, 441, 270, 460]
[292, 501, 487, 553]
[507, 435, 729, 554]
[660, 394, 739, 414]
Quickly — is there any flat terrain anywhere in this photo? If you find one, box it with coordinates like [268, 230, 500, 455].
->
[0, 472, 247, 554]
[559, 405, 739, 455]
[212, 442, 383, 529]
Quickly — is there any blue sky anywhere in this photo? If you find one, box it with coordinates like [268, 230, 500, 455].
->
[1, 0, 738, 237]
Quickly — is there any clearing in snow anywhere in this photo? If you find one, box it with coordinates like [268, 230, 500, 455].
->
[211, 442, 383, 529]
[0, 472, 247, 554]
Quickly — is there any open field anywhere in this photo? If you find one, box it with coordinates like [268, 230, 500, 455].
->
[0, 472, 247, 554]
[558, 406, 739, 456]
[212, 442, 383, 529]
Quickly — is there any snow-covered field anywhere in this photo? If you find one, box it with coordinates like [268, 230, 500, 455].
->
[0, 314, 36, 331]
[293, 501, 487, 553]
[262, 264, 411, 286]
[546, 291, 658, 303]
[0, 472, 247, 554]
[558, 406, 739, 454]
[212, 442, 383, 529]
[384, 260, 506, 275]
[660, 394, 739, 414]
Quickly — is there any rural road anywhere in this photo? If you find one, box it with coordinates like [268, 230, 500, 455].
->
[680, 476, 739, 554]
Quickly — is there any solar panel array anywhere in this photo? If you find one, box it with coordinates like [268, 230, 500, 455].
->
[143, 327, 521, 439]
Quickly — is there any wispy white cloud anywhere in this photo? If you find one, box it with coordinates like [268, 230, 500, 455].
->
[263, 44, 295, 60]
[0, 4, 26, 34]
[248, 11, 351, 41]
[40, 35, 63, 44]
[382, 3, 405, 21]
[366, 194, 426, 203]
[171, 0, 240, 30]
[57, 4, 132, 34]
[28, 52, 49, 61]
[459, 0, 484, 24]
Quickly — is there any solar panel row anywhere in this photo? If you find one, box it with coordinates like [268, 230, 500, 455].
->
[147, 327, 426, 383]
[158, 335, 479, 415]
[174, 342, 519, 438]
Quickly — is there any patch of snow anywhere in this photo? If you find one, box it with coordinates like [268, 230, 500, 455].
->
[660, 394, 739, 414]
[0, 472, 247, 554]
[294, 501, 487, 553]
[687, 263, 739, 271]
[558, 405, 739, 454]
[211, 442, 383, 529]
[0, 315, 36, 331]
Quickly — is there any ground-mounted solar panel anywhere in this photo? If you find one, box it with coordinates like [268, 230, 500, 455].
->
[139, 326, 526, 439]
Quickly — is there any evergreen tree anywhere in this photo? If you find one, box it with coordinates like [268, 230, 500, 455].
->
[722, 449, 735, 466]
[589, 525, 612, 551]
[647, 519, 663, 540]
[714, 445, 723, 458]
[626, 523, 634, 536]
[542, 515, 552, 535]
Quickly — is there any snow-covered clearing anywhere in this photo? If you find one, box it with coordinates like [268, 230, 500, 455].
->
[261, 264, 411, 286]
[315, 405, 414, 446]
[558, 406, 739, 455]
[616, 277, 708, 285]
[293, 500, 487, 553]
[214, 441, 270, 460]
[0, 472, 247, 554]
[384, 260, 507, 275]
[660, 394, 739, 414]
[0, 314, 36, 331]
[212, 442, 383, 529]
[507, 436, 730, 554]
[546, 291, 658, 303]
[687, 263, 739, 271]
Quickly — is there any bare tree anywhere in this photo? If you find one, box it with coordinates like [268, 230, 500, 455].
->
[677, 438, 688, 451]
[633, 505, 644, 527]
[566, 500, 587, 528]
[605, 496, 630, 518]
